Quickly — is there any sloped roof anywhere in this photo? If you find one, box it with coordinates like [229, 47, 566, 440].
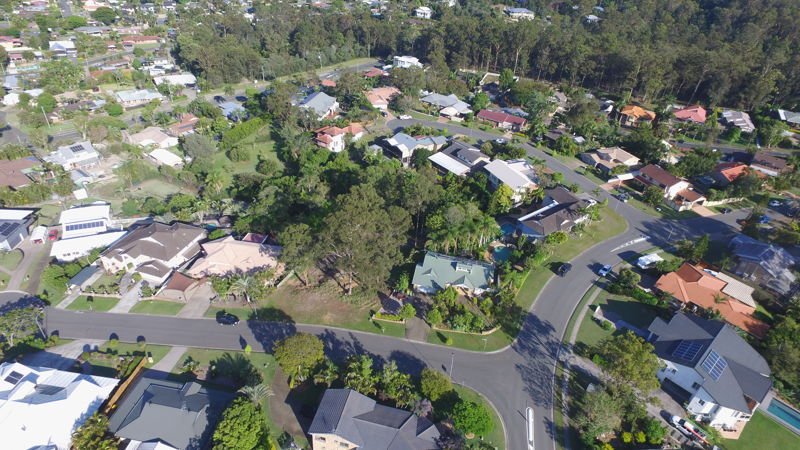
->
[108, 377, 234, 450]
[484, 159, 537, 190]
[412, 251, 494, 293]
[751, 151, 788, 172]
[673, 105, 707, 123]
[0, 157, 39, 189]
[729, 234, 796, 294]
[655, 263, 768, 338]
[477, 109, 526, 125]
[713, 162, 748, 182]
[639, 164, 682, 187]
[648, 313, 771, 412]
[366, 86, 400, 106]
[102, 222, 205, 264]
[620, 105, 656, 121]
[597, 146, 638, 164]
[308, 389, 440, 450]
[186, 235, 281, 277]
[300, 91, 337, 116]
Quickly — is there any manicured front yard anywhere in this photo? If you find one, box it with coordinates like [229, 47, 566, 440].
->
[453, 384, 506, 450]
[430, 206, 628, 351]
[66, 295, 119, 312]
[129, 300, 184, 316]
[84, 341, 171, 378]
[615, 185, 699, 220]
[0, 249, 23, 271]
[722, 411, 800, 450]
[575, 291, 661, 348]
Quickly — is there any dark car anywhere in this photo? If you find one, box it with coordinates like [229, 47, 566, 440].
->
[720, 207, 732, 214]
[216, 311, 240, 326]
[558, 263, 572, 277]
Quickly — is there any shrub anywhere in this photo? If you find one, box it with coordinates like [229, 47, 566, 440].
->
[622, 431, 633, 444]
[451, 399, 492, 436]
[374, 313, 403, 321]
[420, 368, 452, 401]
[601, 320, 614, 331]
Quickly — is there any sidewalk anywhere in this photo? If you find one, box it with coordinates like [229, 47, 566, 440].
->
[108, 280, 142, 313]
[144, 346, 187, 379]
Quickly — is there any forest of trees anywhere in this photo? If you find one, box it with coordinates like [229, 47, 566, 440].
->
[175, 0, 800, 110]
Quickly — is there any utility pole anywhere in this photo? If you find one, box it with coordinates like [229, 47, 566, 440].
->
[449, 352, 455, 379]
[41, 106, 50, 128]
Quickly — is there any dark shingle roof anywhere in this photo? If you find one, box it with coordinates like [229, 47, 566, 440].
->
[309, 389, 440, 449]
[108, 377, 234, 450]
[648, 313, 771, 412]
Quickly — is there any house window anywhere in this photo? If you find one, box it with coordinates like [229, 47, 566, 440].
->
[698, 399, 705, 406]
[692, 382, 701, 390]
[314, 436, 326, 442]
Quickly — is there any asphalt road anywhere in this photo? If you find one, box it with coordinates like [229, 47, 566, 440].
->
[41, 119, 752, 450]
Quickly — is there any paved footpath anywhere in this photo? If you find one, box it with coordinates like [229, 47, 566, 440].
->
[145, 346, 187, 379]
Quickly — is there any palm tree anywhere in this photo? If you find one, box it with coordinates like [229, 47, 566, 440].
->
[344, 355, 378, 396]
[228, 276, 255, 303]
[313, 360, 340, 387]
[238, 383, 274, 405]
[204, 171, 227, 198]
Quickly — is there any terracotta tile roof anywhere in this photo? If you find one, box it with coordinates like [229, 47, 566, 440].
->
[714, 162, 748, 182]
[676, 189, 705, 202]
[321, 79, 336, 87]
[476, 109, 527, 125]
[620, 105, 656, 121]
[656, 263, 769, 338]
[365, 87, 400, 107]
[673, 105, 707, 123]
[363, 67, 387, 78]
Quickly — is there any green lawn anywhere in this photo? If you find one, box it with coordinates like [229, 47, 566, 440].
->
[36, 204, 62, 226]
[85, 341, 171, 378]
[0, 249, 23, 271]
[575, 291, 661, 348]
[615, 185, 699, 220]
[0, 271, 8, 288]
[722, 411, 800, 450]
[453, 384, 506, 450]
[66, 295, 119, 312]
[429, 206, 628, 351]
[129, 300, 184, 316]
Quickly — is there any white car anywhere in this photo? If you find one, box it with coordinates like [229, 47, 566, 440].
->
[598, 265, 612, 277]
[769, 199, 783, 207]
[398, 115, 412, 120]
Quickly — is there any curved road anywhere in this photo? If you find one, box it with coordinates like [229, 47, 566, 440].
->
[41, 119, 751, 450]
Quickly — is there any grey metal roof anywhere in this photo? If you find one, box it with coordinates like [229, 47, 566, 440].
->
[441, 141, 488, 166]
[412, 251, 494, 293]
[308, 389, 440, 450]
[648, 313, 771, 412]
[729, 234, 796, 294]
[300, 91, 337, 116]
[108, 377, 234, 450]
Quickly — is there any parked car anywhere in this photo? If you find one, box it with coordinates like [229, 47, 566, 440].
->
[720, 207, 732, 214]
[47, 229, 58, 241]
[759, 215, 771, 224]
[616, 193, 630, 203]
[216, 311, 240, 326]
[670, 416, 708, 443]
[598, 264, 612, 277]
[558, 263, 572, 277]
[769, 199, 783, 207]
[398, 114, 412, 120]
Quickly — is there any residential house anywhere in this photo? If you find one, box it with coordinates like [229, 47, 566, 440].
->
[167, 113, 199, 137]
[579, 146, 640, 175]
[115, 89, 164, 109]
[45, 141, 100, 171]
[729, 234, 796, 297]
[0, 209, 35, 251]
[412, 251, 494, 295]
[647, 313, 771, 436]
[363, 67, 388, 78]
[51, 231, 126, 262]
[637, 164, 706, 211]
[544, 128, 586, 146]
[186, 235, 282, 278]
[749, 151, 789, 177]
[59, 203, 111, 239]
[218, 101, 247, 121]
[393, 55, 423, 69]
[383, 132, 447, 166]
[655, 262, 768, 338]
[420, 93, 472, 120]
[0, 156, 39, 190]
[299, 92, 339, 119]
[515, 187, 593, 238]
[484, 158, 538, 204]
[148, 148, 184, 168]
[0, 362, 118, 450]
[415, 6, 432, 19]
[74, 26, 110, 37]
[365, 86, 400, 111]
[722, 110, 756, 133]
[124, 127, 179, 149]
[99, 222, 207, 287]
[673, 105, 707, 124]
[777, 109, 800, 126]
[711, 162, 749, 186]
[152, 73, 197, 88]
[476, 109, 527, 132]
[314, 123, 365, 153]
[108, 377, 234, 450]
[0, 36, 23, 51]
[308, 388, 440, 450]
[49, 40, 77, 58]
[618, 105, 656, 127]
[505, 7, 535, 21]
[428, 140, 489, 177]
[122, 35, 161, 46]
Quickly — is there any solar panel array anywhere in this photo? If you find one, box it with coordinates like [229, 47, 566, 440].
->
[702, 350, 728, 381]
[65, 220, 104, 232]
[70, 144, 86, 153]
[672, 340, 703, 361]
[0, 221, 20, 238]
[4, 371, 23, 385]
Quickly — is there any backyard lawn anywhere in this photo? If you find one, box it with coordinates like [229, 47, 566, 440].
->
[130, 300, 184, 316]
[66, 295, 119, 312]
[0, 249, 23, 271]
[722, 411, 800, 450]
[429, 206, 628, 351]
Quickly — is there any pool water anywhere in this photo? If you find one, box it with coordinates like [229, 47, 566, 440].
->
[493, 246, 511, 262]
[767, 398, 800, 432]
[500, 223, 516, 236]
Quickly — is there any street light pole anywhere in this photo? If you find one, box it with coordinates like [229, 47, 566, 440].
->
[449, 352, 454, 379]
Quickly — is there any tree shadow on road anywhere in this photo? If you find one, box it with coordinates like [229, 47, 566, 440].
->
[512, 313, 558, 410]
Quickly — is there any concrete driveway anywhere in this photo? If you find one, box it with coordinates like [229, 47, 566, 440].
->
[22, 339, 104, 370]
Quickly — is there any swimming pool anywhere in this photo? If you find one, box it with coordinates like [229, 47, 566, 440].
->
[493, 246, 511, 262]
[500, 223, 516, 236]
[767, 398, 800, 433]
